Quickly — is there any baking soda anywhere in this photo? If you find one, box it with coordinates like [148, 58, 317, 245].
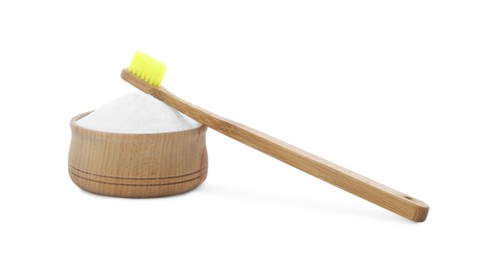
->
[76, 92, 200, 133]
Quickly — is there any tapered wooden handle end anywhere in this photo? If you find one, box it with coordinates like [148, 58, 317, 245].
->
[401, 195, 429, 222]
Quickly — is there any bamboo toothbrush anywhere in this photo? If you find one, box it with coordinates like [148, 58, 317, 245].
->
[121, 52, 429, 222]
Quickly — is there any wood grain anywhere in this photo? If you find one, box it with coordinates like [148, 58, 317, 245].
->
[68, 112, 208, 198]
[121, 69, 429, 221]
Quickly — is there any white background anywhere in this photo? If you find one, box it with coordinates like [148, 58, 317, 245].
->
[1, 1, 481, 259]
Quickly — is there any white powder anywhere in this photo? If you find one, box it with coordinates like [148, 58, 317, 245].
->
[76, 92, 200, 134]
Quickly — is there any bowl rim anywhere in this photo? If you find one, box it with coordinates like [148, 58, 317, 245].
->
[71, 111, 206, 137]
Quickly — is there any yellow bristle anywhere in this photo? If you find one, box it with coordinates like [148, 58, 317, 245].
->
[128, 52, 166, 87]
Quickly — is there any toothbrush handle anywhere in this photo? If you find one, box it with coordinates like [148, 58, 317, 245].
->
[122, 69, 429, 222]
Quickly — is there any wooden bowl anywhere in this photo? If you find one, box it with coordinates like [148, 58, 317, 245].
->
[68, 112, 208, 198]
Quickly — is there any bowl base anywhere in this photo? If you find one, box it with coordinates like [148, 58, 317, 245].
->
[69, 165, 208, 198]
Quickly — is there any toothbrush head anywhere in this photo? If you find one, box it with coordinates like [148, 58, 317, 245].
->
[128, 51, 167, 87]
